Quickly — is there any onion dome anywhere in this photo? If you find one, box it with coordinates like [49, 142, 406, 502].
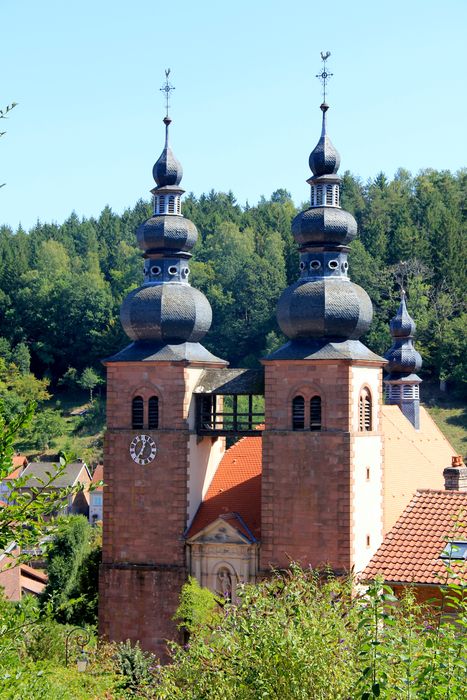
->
[120, 283, 212, 343]
[152, 117, 183, 187]
[273, 98, 373, 349]
[308, 103, 341, 176]
[384, 293, 422, 377]
[119, 113, 214, 350]
[384, 292, 422, 429]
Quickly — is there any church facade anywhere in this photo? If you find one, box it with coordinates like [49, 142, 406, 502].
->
[99, 82, 456, 657]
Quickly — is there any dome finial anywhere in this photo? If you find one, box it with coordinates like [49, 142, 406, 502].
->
[160, 68, 175, 120]
[316, 51, 333, 104]
[153, 69, 183, 187]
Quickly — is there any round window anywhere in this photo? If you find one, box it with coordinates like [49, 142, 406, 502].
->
[299, 261, 305, 270]
[310, 260, 321, 270]
[151, 265, 162, 275]
[168, 266, 177, 275]
[328, 260, 339, 270]
[183, 267, 190, 276]
[342, 261, 349, 272]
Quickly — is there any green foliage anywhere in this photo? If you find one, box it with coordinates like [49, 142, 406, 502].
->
[0, 591, 117, 699]
[153, 565, 467, 700]
[78, 367, 103, 402]
[174, 576, 220, 635]
[0, 404, 84, 552]
[114, 639, 157, 694]
[40, 516, 101, 625]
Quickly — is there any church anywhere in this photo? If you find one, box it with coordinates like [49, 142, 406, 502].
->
[98, 69, 456, 657]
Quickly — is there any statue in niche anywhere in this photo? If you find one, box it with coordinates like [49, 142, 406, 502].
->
[216, 567, 233, 601]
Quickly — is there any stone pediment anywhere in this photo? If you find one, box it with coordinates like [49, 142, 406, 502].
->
[187, 516, 252, 545]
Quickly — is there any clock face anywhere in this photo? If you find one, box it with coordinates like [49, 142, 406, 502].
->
[129, 434, 157, 465]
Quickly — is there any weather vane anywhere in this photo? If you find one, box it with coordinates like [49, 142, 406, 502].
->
[316, 51, 333, 103]
[160, 68, 175, 118]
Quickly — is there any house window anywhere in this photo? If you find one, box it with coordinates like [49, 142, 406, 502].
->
[292, 396, 305, 430]
[158, 195, 165, 214]
[92, 493, 103, 506]
[440, 541, 467, 560]
[310, 396, 322, 431]
[148, 396, 159, 429]
[359, 388, 372, 431]
[325, 185, 333, 205]
[132, 396, 144, 429]
[168, 195, 175, 213]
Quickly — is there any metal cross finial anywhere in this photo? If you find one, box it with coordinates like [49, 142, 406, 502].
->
[160, 68, 175, 118]
[316, 51, 333, 103]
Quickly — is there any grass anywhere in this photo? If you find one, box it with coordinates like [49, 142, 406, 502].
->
[37, 388, 105, 466]
[422, 380, 467, 456]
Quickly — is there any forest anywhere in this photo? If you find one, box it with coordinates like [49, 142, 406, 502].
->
[0, 167, 465, 399]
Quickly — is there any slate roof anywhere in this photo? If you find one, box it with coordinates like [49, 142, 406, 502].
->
[194, 368, 264, 395]
[19, 461, 90, 489]
[186, 435, 262, 541]
[105, 340, 227, 365]
[362, 489, 467, 585]
[265, 338, 384, 362]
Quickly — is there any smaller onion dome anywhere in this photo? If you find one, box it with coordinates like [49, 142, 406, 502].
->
[385, 293, 422, 376]
[308, 104, 341, 177]
[136, 215, 198, 254]
[292, 207, 357, 246]
[152, 117, 183, 187]
[389, 291, 417, 338]
[120, 283, 212, 344]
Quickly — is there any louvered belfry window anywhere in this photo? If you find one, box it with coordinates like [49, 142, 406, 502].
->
[148, 396, 159, 429]
[292, 396, 305, 430]
[132, 396, 144, 429]
[359, 388, 372, 432]
[310, 396, 322, 431]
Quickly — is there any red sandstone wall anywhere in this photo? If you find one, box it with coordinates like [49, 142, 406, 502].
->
[100, 362, 191, 659]
[261, 361, 355, 573]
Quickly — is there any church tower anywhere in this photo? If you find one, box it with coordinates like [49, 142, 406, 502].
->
[384, 292, 422, 429]
[261, 55, 386, 575]
[99, 76, 227, 657]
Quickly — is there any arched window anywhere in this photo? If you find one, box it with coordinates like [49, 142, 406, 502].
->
[158, 195, 165, 214]
[168, 195, 175, 213]
[310, 396, 322, 431]
[132, 396, 144, 429]
[148, 396, 159, 429]
[292, 395, 305, 430]
[359, 388, 372, 432]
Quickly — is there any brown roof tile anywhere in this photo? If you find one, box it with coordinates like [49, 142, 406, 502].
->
[362, 489, 467, 585]
[187, 436, 262, 540]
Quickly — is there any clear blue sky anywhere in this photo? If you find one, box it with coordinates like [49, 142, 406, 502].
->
[1, 0, 466, 230]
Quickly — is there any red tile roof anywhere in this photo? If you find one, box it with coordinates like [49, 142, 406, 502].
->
[187, 436, 262, 541]
[362, 489, 467, 585]
[12, 454, 27, 469]
[92, 464, 104, 491]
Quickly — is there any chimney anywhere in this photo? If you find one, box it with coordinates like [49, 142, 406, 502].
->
[443, 456, 467, 491]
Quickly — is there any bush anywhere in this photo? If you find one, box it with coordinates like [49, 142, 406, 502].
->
[115, 639, 157, 695]
[155, 565, 467, 700]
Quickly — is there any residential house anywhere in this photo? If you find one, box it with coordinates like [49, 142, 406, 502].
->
[362, 456, 467, 604]
[89, 463, 104, 524]
[14, 460, 91, 517]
